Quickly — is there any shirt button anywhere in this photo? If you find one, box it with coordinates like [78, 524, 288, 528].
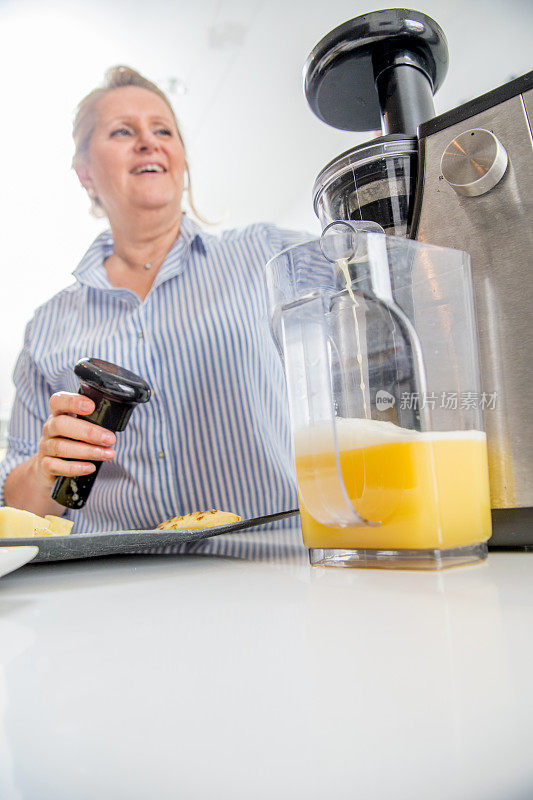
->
[137, 331, 144, 339]
[157, 450, 166, 459]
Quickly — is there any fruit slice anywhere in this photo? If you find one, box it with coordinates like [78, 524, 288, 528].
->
[0, 507, 48, 538]
[44, 515, 74, 536]
[154, 509, 241, 530]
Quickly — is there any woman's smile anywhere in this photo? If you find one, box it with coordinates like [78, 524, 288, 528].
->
[130, 162, 167, 175]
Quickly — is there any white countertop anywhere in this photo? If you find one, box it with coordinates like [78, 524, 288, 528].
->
[1, 526, 532, 800]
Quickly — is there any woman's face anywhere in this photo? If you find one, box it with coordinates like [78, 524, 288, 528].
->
[78, 86, 186, 219]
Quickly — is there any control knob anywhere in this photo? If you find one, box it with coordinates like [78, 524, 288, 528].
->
[440, 128, 508, 197]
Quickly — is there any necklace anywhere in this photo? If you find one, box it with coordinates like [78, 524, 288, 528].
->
[113, 253, 162, 272]
[113, 230, 180, 273]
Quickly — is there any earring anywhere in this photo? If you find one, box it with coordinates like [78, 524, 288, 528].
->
[88, 188, 97, 200]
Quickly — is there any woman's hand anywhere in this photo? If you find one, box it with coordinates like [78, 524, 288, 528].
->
[3, 392, 117, 516]
[35, 391, 116, 486]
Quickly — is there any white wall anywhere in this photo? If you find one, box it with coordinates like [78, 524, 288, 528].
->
[1, 0, 532, 422]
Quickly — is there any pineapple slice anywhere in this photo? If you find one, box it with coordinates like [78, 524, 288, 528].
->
[0, 507, 73, 538]
[44, 515, 73, 536]
[0, 507, 48, 538]
[155, 509, 241, 531]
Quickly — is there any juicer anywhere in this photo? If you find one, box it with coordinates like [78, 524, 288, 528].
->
[303, 8, 533, 547]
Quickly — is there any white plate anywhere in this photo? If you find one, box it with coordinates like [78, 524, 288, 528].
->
[0, 545, 39, 578]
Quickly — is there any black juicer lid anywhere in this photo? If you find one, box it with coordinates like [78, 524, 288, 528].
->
[304, 8, 448, 133]
[74, 358, 151, 404]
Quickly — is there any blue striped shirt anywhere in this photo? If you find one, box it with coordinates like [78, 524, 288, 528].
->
[0, 216, 306, 533]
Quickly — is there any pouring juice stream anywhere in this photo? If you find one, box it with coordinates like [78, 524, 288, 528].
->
[336, 256, 368, 419]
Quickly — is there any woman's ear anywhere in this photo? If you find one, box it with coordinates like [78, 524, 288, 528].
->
[74, 161, 95, 194]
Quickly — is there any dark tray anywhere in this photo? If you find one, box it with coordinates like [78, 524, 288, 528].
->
[0, 510, 300, 562]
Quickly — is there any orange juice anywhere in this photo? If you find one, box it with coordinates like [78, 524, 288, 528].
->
[295, 419, 492, 551]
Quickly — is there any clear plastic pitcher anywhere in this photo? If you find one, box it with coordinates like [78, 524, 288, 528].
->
[265, 222, 492, 568]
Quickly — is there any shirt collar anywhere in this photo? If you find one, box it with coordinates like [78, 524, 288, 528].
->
[72, 214, 207, 292]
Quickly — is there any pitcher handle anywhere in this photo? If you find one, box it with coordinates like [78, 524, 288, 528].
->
[281, 292, 378, 528]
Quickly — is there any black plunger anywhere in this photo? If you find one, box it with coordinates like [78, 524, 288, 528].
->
[51, 358, 151, 509]
[303, 8, 448, 135]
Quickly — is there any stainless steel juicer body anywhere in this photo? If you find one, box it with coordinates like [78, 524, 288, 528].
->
[411, 74, 533, 544]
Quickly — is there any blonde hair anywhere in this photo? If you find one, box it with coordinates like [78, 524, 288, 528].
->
[72, 65, 203, 220]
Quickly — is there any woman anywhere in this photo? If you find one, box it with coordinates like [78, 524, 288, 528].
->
[0, 66, 301, 532]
